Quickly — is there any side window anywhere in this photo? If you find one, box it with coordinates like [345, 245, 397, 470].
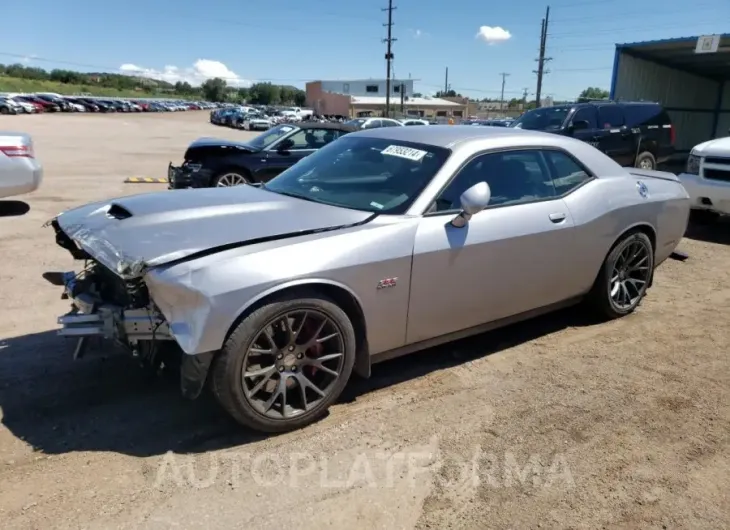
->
[364, 120, 382, 129]
[544, 150, 592, 195]
[597, 106, 624, 128]
[286, 129, 335, 149]
[285, 130, 309, 149]
[432, 150, 556, 212]
[382, 119, 399, 127]
[571, 107, 598, 129]
[624, 104, 664, 127]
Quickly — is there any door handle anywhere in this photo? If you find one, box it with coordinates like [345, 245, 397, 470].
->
[549, 212, 566, 223]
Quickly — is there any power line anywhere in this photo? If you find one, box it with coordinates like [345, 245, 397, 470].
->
[382, 0, 396, 118]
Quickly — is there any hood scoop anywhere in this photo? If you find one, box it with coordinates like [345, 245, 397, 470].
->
[106, 203, 133, 220]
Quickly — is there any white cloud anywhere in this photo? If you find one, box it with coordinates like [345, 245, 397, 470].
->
[410, 28, 429, 39]
[119, 59, 252, 87]
[475, 26, 512, 45]
[20, 54, 38, 64]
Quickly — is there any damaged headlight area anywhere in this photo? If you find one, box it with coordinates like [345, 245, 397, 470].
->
[45, 218, 175, 365]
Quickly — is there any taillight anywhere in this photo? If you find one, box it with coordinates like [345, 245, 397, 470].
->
[669, 124, 676, 145]
[0, 145, 34, 158]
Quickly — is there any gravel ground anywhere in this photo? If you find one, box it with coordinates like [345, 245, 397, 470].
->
[0, 111, 728, 530]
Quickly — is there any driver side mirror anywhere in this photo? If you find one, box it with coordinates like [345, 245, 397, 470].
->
[277, 138, 295, 152]
[570, 119, 590, 132]
[451, 182, 491, 228]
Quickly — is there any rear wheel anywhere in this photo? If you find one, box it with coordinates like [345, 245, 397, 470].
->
[635, 151, 656, 170]
[210, 295, 356, 432]
[588, 231, 654, 319]
[212, 170, 250, 187]
[0, 107, 8, 115]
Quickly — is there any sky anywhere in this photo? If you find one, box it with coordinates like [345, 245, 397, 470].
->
[2, 0, 728, 101]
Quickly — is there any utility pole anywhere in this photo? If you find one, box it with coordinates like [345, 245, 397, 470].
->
[499, 72, 510, 111]
[400, 83, 405, 113]
[534, 5, 551, 108]
[444, 67, 449, 93]
[522, 87, 530, 109]
[382, 0, 397, 117]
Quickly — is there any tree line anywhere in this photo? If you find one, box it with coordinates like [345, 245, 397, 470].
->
[199, 78, 306, 106]
[0, 63, 306, 105]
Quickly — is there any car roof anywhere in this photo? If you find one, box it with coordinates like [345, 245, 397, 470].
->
[349, 124, 558, 148]
[297, 122, 358, 132]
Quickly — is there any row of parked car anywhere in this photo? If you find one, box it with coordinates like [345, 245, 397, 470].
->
[0, 92, 222, 114]
[210, 105, 318, 130]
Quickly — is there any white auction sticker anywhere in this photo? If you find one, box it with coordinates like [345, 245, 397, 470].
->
[381, 145, 428, 161]
[280, 126, 294, 132]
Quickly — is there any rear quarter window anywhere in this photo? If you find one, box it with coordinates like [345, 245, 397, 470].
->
[623, 104, 668, 128]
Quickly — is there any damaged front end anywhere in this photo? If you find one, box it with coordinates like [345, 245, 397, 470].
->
[45, 218, 212, 399]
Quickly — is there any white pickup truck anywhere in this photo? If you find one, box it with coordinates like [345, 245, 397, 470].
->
[678, 133, 730, 222]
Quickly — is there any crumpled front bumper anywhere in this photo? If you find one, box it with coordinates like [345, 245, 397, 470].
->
[55, 271, 171, 349]
[167, 163, 212, 189]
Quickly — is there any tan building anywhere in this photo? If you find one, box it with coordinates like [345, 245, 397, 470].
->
[306, 80, 467, 119]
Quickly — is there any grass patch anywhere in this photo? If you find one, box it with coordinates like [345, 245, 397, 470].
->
[0, 76, 174, 97]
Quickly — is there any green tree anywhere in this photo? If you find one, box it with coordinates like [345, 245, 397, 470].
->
[578, 87, 609, 100]
[435, 89, 462, 98]
[174, 81, 195, 94]
[201, 77, 227, 101]
[293, 90, 306, 107]
[248, 82, 281, 105]
[237, 87, 250, 102]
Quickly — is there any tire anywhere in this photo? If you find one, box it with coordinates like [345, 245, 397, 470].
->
[634, 151, 656, 170]
[0, 107, 8, 115]
[212, 170, 250, 187]
[587, 231, 654, 319]
[210, 294, 356, 432]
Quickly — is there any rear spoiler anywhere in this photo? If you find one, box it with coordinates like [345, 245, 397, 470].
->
[628, 168, 680, 182]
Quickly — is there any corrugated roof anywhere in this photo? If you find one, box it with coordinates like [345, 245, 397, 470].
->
[351, 96, 462, 106]
[616, 34, 730, 79]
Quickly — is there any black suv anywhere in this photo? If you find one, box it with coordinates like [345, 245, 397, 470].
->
[511, 101, 675, 170]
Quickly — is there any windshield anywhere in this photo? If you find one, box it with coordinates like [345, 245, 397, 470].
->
[247, 124, 298, 149]
[511, 106, 571, 131]
[264, 136, 451, 214]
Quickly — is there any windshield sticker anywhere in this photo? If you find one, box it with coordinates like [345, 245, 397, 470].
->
[280, 126, 294, 132]
[370, 201, 384, 209]
[381, 145, 428, 161]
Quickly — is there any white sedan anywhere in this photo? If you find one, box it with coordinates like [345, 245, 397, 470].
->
[678, 134, 730, 221]
[401, 118, 430, 126]
[0, 132, 43, 199]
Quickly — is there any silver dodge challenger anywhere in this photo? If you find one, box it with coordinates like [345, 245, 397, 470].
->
[45, 125, 690, 433]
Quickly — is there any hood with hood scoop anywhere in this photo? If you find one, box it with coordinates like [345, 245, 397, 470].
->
[54, 185, 374, 278]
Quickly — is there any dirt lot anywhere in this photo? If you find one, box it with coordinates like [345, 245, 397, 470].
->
[0, 111, 728, 530]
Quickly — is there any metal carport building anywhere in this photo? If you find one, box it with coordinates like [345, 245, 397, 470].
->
[610, 34, 730, 159]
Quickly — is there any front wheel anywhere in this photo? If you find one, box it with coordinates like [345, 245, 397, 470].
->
[210, 295, 356, 432]
[212, 171, 249, 187]
[588, 231, 654, 319]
